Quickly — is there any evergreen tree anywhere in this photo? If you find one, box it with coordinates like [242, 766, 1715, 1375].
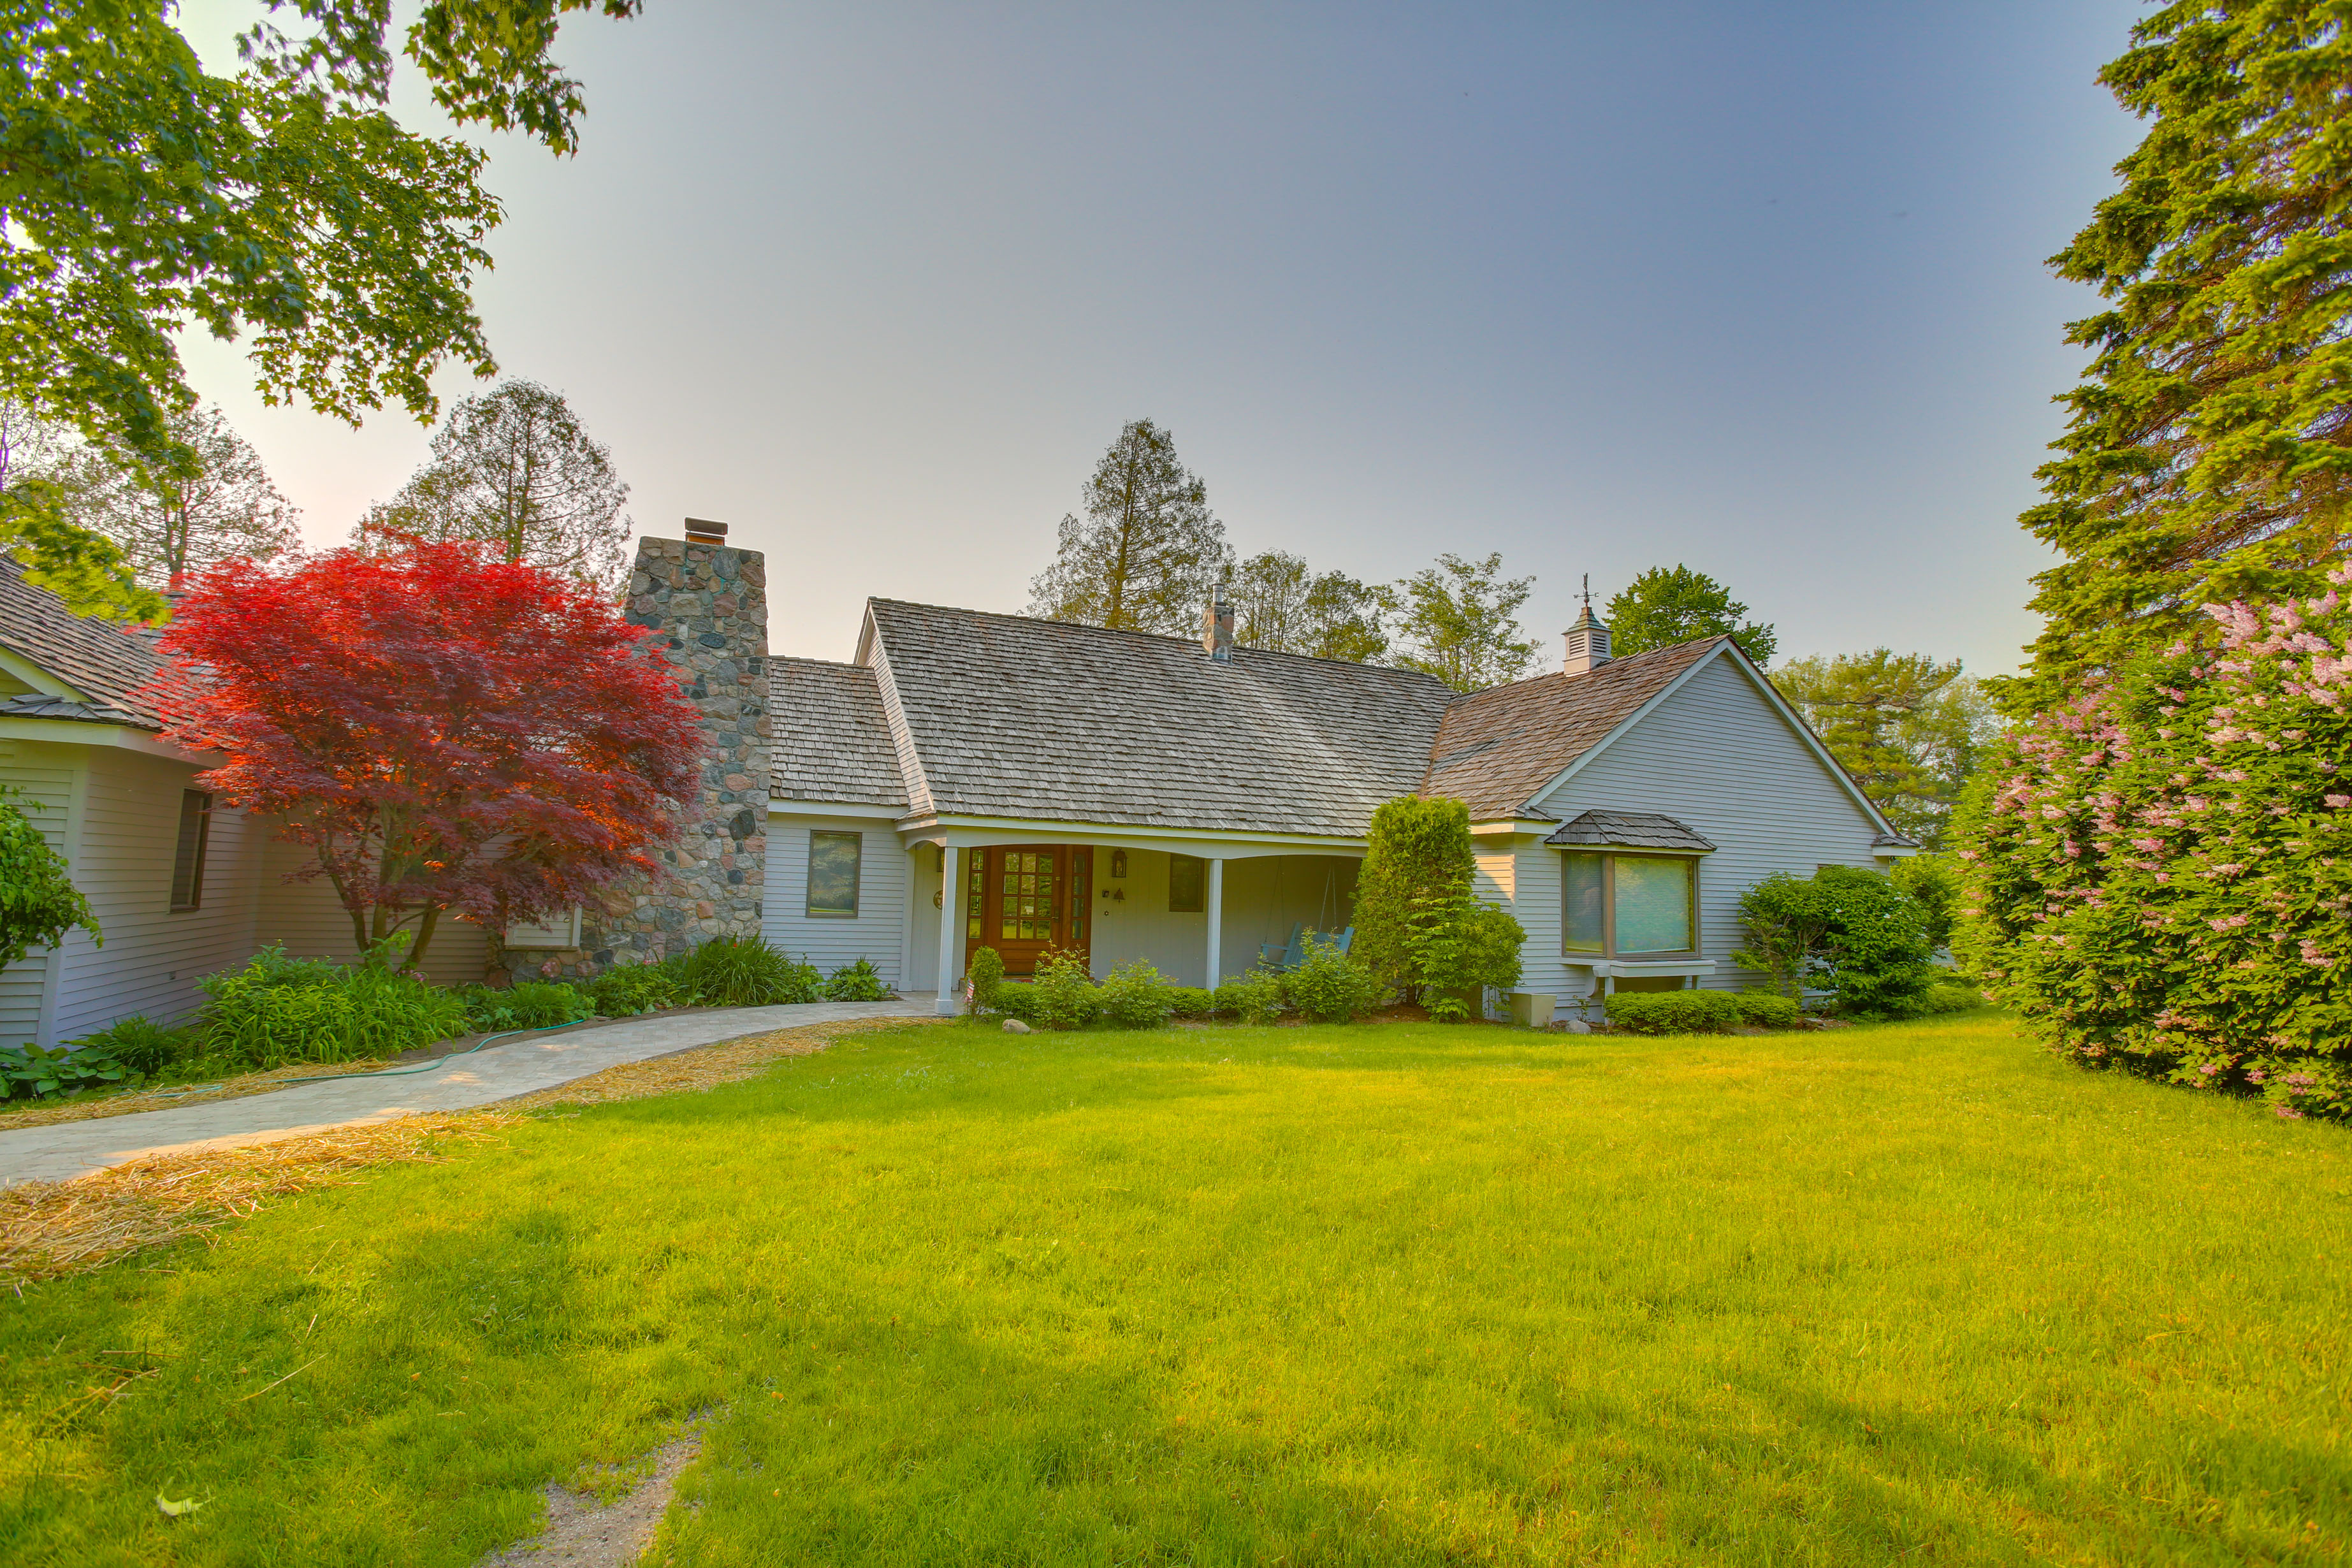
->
[45, 405, 300, 588]
[1230, 550, 1393, 662]
[361, 380, 631, 592]
[1391, 552, 1539, 692]
[1776, 650, 2000, 847]
[1028, 419, 1231, 636]
[2008, 2, 2352, 713]
[1604, 565, 1776, 664]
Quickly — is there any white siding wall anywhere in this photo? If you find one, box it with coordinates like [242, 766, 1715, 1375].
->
[48, 746, 268, 1041]
[1516, 653, 1886, 1003]
[250, 834, 491, 989]
[1089, 850, 1359, 987]
[763, 816, 910, 984]
[0, 739, 80, 1045]
[909, 839, 943, 991]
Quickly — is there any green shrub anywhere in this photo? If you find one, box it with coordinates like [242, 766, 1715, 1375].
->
[1733, 991, 1803, 1029]
[1890, 853, 1962, 952]
[1604, 989, 1741, 1036]
[1954, 575, 2352, 1121]
[1354, 796, 1524, 1019]
[993, 980, 1040, 1022]
[1282, 936, 1385, 1023]
[457, 981, 592, 1032]
[0, 1040, 135, 1100]
[583, 964, 681, 1017]
[1166, 985, 1213, 1020]
[966, 946, 1006, 1014]
[1029, 950, 1100, 1030]
[669, 936, 823, 1007]
[1731, 867, 1936, 1019]
[1098, 959, 1175, 1029]
[1920, 982, 1985, 1015]
[824, 957, 892, 1002]
[66, 1015, 189, 1077]
[196, 947, 468, 1070]
[1, 781, 98, 971]
[1215, 971, 1286, 1026]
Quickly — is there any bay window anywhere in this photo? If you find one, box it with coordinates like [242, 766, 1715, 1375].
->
[1560, 850, 1697, 957]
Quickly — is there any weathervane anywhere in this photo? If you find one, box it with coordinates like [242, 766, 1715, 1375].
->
[1579, 573, 1593, 611]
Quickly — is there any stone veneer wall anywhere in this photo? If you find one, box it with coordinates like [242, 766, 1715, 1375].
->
[501, 536, 771, 982]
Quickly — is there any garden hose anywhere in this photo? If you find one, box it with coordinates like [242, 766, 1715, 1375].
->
[136, 1014, 600, 1100]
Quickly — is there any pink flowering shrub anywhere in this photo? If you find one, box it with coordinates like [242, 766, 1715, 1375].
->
[1956, 568, 2352, 1122]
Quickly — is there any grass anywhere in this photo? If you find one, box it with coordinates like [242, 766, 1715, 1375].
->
[2, 1013, 2346, 1565]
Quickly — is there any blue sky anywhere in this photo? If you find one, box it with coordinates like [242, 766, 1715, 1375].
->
[180, 1, 2146, 675]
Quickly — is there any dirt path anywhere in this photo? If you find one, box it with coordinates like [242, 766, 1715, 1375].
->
[476, 1423, 709, 1567]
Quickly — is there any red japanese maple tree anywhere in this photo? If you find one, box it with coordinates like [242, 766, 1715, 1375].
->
[153, 538, 703, 971]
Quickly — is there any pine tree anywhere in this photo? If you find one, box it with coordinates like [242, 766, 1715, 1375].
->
[361, 381, 631, 592]
[1604, 565, 1776, 664]
[1775, 651, 2000, 846]
[1391, 552, 1539, 692]
[2008, 2, 2352, 713]
[1027, 419, 1231, 636]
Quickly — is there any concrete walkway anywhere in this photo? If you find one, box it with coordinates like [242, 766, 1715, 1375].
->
[0, 997, 933, 1188]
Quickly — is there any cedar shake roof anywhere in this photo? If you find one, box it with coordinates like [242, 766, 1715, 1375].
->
[860, 599, 1457, 837]
[1419, 637, 1725, 820]
[1544, 809, 1717, 853]
[767, 657, 908, 807]
[0, 555, 165, 729]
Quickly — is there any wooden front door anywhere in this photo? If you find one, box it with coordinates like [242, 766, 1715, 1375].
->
[966, 846, 1091, 976]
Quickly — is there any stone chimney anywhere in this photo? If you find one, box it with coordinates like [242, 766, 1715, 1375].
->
[1202, 599, 1235, 662]
[1563, 603, 1612, 676]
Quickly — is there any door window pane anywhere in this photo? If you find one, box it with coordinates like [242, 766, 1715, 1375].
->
[1562, 852, 1604, 953]
[1613, 856, 1694, 954]
[807, 831, 861, 916]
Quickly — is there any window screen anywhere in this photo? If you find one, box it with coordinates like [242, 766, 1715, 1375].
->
[1562, 852, 1606, 953]
[1613, 856, 1695, 954]
[171, 790, 211, 911]
[807, 831, 862, 917]
[1167, 853, 1205, 913]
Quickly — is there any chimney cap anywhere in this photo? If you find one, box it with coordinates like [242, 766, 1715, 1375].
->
[683, 517, 728, 543]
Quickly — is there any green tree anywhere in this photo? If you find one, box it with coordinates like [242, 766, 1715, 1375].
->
[361, 379, 630, 589]
[1776, 650, 2000, 846]
[0, 786, 100, 974]
[0, 1, 639, 479]
[1604, 565, 1776, 664]
[1352, 795, 1523, 1017]
[0, 405, 164, 621]
[1391, 552, 1539, 692]
[44, 405, 300, 588]
[2003, 3, 2352, 714]
[1229, 550, 1393, 662]
[1029, 419, 1231, 635]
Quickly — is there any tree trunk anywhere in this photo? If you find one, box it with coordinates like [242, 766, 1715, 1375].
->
[403, 906, 441, 974]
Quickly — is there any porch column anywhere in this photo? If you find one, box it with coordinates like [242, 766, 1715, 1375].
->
[935, 843, 962, 1016]
[1205, 857, 1225, 989]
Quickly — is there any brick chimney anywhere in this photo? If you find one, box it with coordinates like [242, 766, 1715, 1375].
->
[1201, 598, 1235, 662]
[1563, 603, 1612, 676]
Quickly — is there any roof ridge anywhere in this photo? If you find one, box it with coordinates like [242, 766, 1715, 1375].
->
[865, 597, 1455, 686]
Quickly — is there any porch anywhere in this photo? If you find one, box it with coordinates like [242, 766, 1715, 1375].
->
[903, 839, 1361, 1014]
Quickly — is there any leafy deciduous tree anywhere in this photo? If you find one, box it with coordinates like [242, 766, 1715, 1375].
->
[361, 379, 630, 590]
[1391, 552, 1540, 692]
[1353, 795, 1523, 1017]
[153, 538, 702, 973]
[1776, 650, 2000, 846]
[0, 1, 638, 477]
[1604, 565, 1777, 665]
[1229, 550, 1393, 662]
[0, 785, 99, 975]
[1028, 419, 1232, 636]
[2005, 2, 2352, 713]
[45, 405, 300, 588]
[0, 403, 164, 621]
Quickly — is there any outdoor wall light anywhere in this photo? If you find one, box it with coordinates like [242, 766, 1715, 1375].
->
[1110, 850, 1128, 878]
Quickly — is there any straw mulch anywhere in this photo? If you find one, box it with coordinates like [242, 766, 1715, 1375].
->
[0, 1112, 515, 1292]
[0, 1016, 939, 1291]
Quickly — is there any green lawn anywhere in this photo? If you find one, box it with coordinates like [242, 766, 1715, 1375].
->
[4, 1014, 2347, 1565]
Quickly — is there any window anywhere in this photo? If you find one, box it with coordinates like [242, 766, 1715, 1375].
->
[1168, 853, 1205, 913]
[1558, 851, 1697, 956]
[170, 790, 212, 911]
[807, 831, 862, 917]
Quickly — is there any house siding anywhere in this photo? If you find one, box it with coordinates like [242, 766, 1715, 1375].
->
[1518, 651, 1885, 1003]
[250, 833, 491, 989]
[0, 739, 80, 1045]
[48, 745, 269, 1042]
[763, 816, 910, 984]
